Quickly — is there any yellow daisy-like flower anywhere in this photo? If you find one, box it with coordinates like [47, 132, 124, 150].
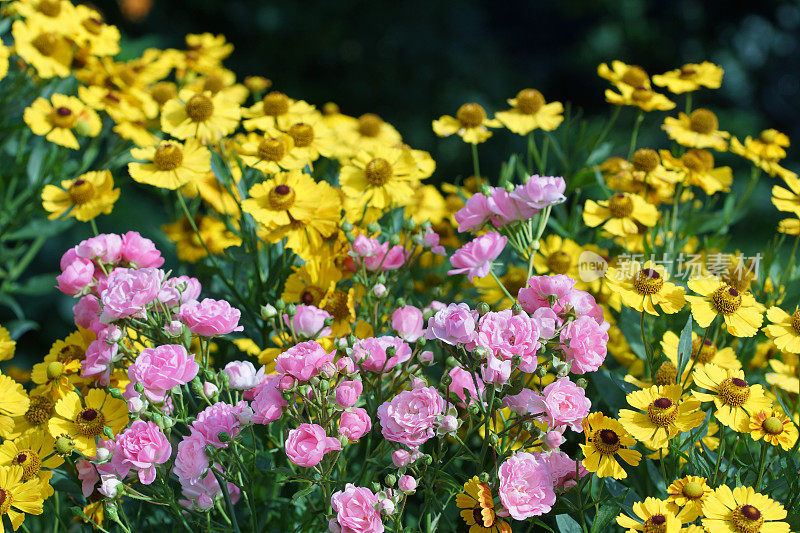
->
[765, 358, 799, 395]
[183, 33, 233, 73]
[662, 109, 730, 151]
[0, 464, 44, 531]
[731, 137, 797, 182]
[282, 257, 344, 308]
[692, 364, 771, 431]
[339, 145, 422, 209]
[495, 89, 564, 135]
[763, 306, 800, 353]
[432, 103, 501, 144]
[660, 331, 740, 384]
[652, 62, 724, 94]
[616, 497, 688, 533]
[180, 171, 242, 217]
[583, 192, 659, 237]
[72, 5, 121, 57]
[686, 277, 765, 337]
[701, 485, 789, 533]
[23, 94, 102, 150]
[276, 113, 339, 163]
[48, 390, 128, 457]
[0, 374, 29, 439]
[11, 18, 72, 79]
[532, 235, 583, 280]
[0, 45, 9, 81]
[605, 260, 685, 316]
[778, 215, 799, 235]
[0, 326, 14, 362]
[161, 216, 241, 263]
[748, 409, 798, 451]
[113, 120, 158, 148]
[184, 69, 249, 106]
[619, 385, 704, 449]
[31, 328, 93, 400]
[41, 170, 120, 222]
[0, 430, 63, 500]
[237, 132, 310, 173]
[740, 129, 791, 160]
[456, 476, 511, 533]
[598, 61, 651, 89]
[128, 138, 211, 190]
[659, 149, 732, 195]
[771, 174, 800, 216]
[242, 91, 315, 132]
[330, 113, 403, 155]
[319, 284, 356, 337]
[666, 476, 713, 522]
[8, 393, 55, 440]
[161, 89, 240, 143]
[242, 171, 320, 227]
[605, 84, 676, 112]
[580, 412, 641, 479]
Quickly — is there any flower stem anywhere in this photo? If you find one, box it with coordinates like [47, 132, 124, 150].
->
[489, 269, 515, 303]
[627, 110, 645, 161]
[755, 439, 768, 491]
[470, 143, 481, 179]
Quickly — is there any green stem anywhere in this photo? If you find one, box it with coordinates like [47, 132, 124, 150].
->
[628, 110, 645, 160]
[89, 218, 99, 236]
[489, 269, 515, 303]
[470, 143, 481, 178]
[212, 467, 242, 533]
[755, 440, 768, 491]
[685, 93, 693, 115]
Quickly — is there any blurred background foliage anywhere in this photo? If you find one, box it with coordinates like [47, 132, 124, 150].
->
[6, 0, 800, 362]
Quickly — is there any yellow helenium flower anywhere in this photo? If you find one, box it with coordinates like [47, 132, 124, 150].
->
[23, 94, 102, 150]
[580, 412, 641, 479]
[0, 326, 14, 362]
[8, 393, 54, 440]
[72, 5, 121, 57]
[180, 171, 242, 216]
[771, 174, 800, 215]
[701, 486, 789, 533]
[161, 216, 241, 263]
[184, 69, 249, 105]
[597, 61, 651, 89]
[495, 89, 564, 135]
[0, 374, 29, 439]
[474, 265, 528, 310]
[763, 306, 800, 353]
[237, 132, 310, 173]
[242, 91, 315, 132]
[532, 235, 584, 280]
[659, 149, 732, 195]
[583, 192, 659, 237]
[740, 129, 791, 160]
[11, 18, 73, 78]
[731, 136, 797, 181]
[456, 476, 511, 533]
[0, 45, 9, 81]
[660, 331, 740, 384]
[77, 85, 148, 124]
[605, 260, 685, 316]
[282, 257, 343, 308]
[31, 328, 93, 400]
[652, 62, 724, 93]
[319, 284, 356, 337]
[330, 112, 403, 154]
[128, 138, 211, 190]
[0, 430, 64, 499]
[113, 121, 158, 147]
[48, 390, 129, 457]
[616, 497, 689, 533]
[686, 277, 765, 337]
[662, 108, 730, 151]
[748, 409, 798, 451]
[12, 0, 78, 29]
[183, 33, 234, 72]
[41, 170, 120, 222]
[778, 215, 799, 235]
[605, 84, 676, 112]
[274, 113, 339, 163]
[692, 364, 771, 431]
[765, 358, 799, 395]
[339, 145, 422, 209]
[432, 103, 501, 144]
[619, 385, 704, 449]
[666, 476, 713, 522]
[0, 464, 44, 531]
[161, 89, 240, 143]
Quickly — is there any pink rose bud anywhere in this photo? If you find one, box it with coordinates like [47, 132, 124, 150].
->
[544, 429, 565, 450]
[338, 407, 372, 441]
[336, 358, 355, 374]
[380, 498, 395, 515]
[335, 380, 363, 408]
[373, 283, 387, 298]
[223, 361, 262, 390]
[121, 231, 164, 268]
[127, 396, 147, 414]
[56, 258, 95, 295]
[203, 382, 219, 398]
[164, 320, 183, 336]
[398, 475, 417, 494]
[278, 375, 296, 391]
[418, 350, 434, 364]
[391, 305, 424, 342]
[328, 519, 341, 533]
[438, 414, 459, 434]
[392, 449, 410, 467]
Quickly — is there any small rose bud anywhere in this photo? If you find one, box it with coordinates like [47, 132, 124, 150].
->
[398, 475, 417, 494]
[218, 431, 231, 443]
[108, 387, 124, 400]
[366, 222, 380, 234]
[418, 350, 434, 365]
[380, 498, 395, 515]
[575, 378, 588, 389]
[389, 234, 400, 246]
[385, 474, 396, 486]
[274, 299, 286, 311]
[260, 304, 277, 319]
[373, 283, 387, 298]
[341, 220, 353, 232]
[392, 449, 410, 467]
[477, 302, 491, 316]
[404, 218, 416, 231]
[203, 382, 219, 398]
[102, 426, 114, 439]
[511, 303, 523, 315]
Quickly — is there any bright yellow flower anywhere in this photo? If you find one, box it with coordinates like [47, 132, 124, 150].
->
[660, 331, 740, 384]
[583, 192, 659, 237]
[659, 149, 732, 195]
[686, 277, 764, 337]
[0, 464, 44, 531]
[0, 374, 29, 439]
[662, 109, 730, 151]
[183, 33, 234, 73]
[771, 174, 800, 215]
[763, 306, 800, 353]
[162, 216, 241, 263]
[605, 260, 685, 316]
[701, 486, 789, 533]
[319, 284, 356, 337]
[474, 266, 528, 310]
[8, 393, 54, 440]
[495, 89, 564, 135]
[273, 113, 339, 163]
[13, 0, 78, 29]
[692, 364, 771, 431]
[748, 408, 798, 450]
[11, 18, 73, 78]
[41, 170, 120, 222]
[237, 132, 310, 173]
[432, 103, 501, 144]
[731, 136, 797, 181]
[242, 91, 315, 132]
[0, 45, 9, 81]
[666, 476, 713, 522]
[128, 138, 211, 190]
[616, 497, 689, 533]
[161, 89, 240, 143]
[77, 85, 148, 123]
[113, 120, 158, 147]
[532, 235, 584, 280]
[777, 215, 799, 235]
[619, 385, 704, 449]
[0, 326, 14, 362]
[72, 5, 120, 57]
[23, 94, 101, 150]
[605, 84, 676, 111]
[180, 171, 242, 216]
[31, 328, 94, 400]
[339, 145, 422, 209]
[0, 430, 63, 500]
[580, 412, 641, 479]
[407, 184, 449, 225]
[331, 113, 403, 154]
[282, 257, 343, 308]
[765, 358, 799, 395]
[183, 69, 249, 105]
[48, 390, 128, 457]
[652, 62, 724, 94]
[456, 476, 511, 533]
[598, 61, 651, 89]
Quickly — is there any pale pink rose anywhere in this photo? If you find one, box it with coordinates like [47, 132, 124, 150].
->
[372, 283, 387, 297]
[74, 294, 103, 333]
[481, 353, 512, 385]
[543, 428, 565, 450]
[285, 423, 342, 467]
[337, 357, 356, 374]
[502, 388, 541, 415]
[164, 320, 183, 336]
[60, 247, 79, 271]
[75, 459, 100, 498]
[561, 289, 608, 327]
[454, 193, 493, 233]
[76, 234, 123, 264]
[425, 303, 477, 345]
[177, 298, 243, 336]
[531, 378, 591, 431]
[498, 451, 557, 520]
[173, 430, 210, 485]
[330, 484, 384, 533]
[391, 305, 424, 342]
[276, 340, 335, 381]
[447, 232, 506, 281]
[159, 276, 202, 309]
[542, 450, 587, 491]
[81, 328, 118, 386]
[379, 245, 409, 271]
[223, 360, 262, 390]
[517, 274, 576, 314]
[57, 258, 94, 296]
[377, 385, 444, 447]
[488, 186, 538, 226]
[391, 449, 410, 467]
[193, 401, 251, 447]
[203, 382, 219, 398]
[339, 407, 371, 441]
[179, 464, 240, 511]
[448, 366, 484, 407]
[336, 380, 363, 408]
[98, 474, 122, 498]
[352, 235, 408, 272]
[511, 175, 567, 209]
[422, 227, 446, 255]
[112, 420, 172, 484]
[398, 475, 416, 493]
[532, 307, 559, 340]
[559, 315, 608, 374]
[285, 305, 332, 338]
[251, 377, 285, 425]
[121, 231, 164, 268]
[418, 350, 434, 364]
[351, 336, 412, 373]
[127, 344, 199, 402]
[473, 310, 541, 372]
[100, 267, 164, 322]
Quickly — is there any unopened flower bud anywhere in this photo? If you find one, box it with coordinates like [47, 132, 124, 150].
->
[366, 222, 380, 235]
[74, 119, 92, 137]
[341, 220, 353, 232]
[380, 498, 395, 515]
[285, 304, 297, 317]
[404, 218, 416, 231]
[481, 185, 493, 197]
[55, 435, 74, 457]
[218, 431, 230, 443]
[203, 382, 219, 398]
[46, 362, 64, 380]
[511, 303, 523, 315]
[102, 426, 114, 439]
[134, 382, 144, 393]
[385, 474, 396, 486]
[477, 302, 490, 316]
[504, 182, 515, 193]
[472, 346, 489, 360]
[261, 304, 277, 319]
[108, 387, 124, 400]
[535, 366, 548, 377]
[441, 374, 452, 386]
[389, 234, 400, 246]
[274, 299, 286, 311]
[373, 283, 387, 298]
[418, 350, 434, 365]
[575, 378, 588, 389]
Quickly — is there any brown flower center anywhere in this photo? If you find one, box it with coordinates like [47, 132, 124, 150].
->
[288, 123, 314, 147]
[202, 75, 225, 94]
[33, 32, 60, 57]
[632, 87, 654, 103]
[719, 377, 750, 407]
[546, 251, 571, 275]
[257, 138, 286, 161]
[791, 309, 800, 334]
[632, 148, 660, 173]
[300, 286, 325, 306]
[633, 268, 665, 295]
[38, 0, 62, 16]
[647, 398, 678, 427]
[13, 449, 41, 481]
[365, 158, 393, 187]
[153, 143, 184, 171]
[691, 338, 717, 364]
[185, 94, 214, 122]
[515, 89, 545, 114]
[262, 92, 290, 116]
[150, 82, 177, 105]
[75, 408, 105, 437]
[324, 290, 350, 320]
[654, 362, 677, 386]
[24, 396, 54, 426]
[689, 109, 718, 134]
[50, 106, 77, 129]
[268, 184, 295, 210]
[711, 285, 742, 315]
[592, 428, 621, 454]
[358, 113, 383, 137]
[621, 66, 648, 87]
[732, 505, 764, 533]
[0, 488, 12, 516]
[68, 179, 95, 205]
[643, 514, 667, 533]
[608, 193, 633, 218]
[456, 103, 487, 128]
[762, 416, 784, 435]
[681, 481, 704, 499]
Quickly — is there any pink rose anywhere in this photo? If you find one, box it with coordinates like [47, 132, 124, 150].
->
[285, 305, 332, 338]
[421, 227, 446, 255]
[481, 353, 512, 386]
[330, 484, 384, 533]
[487, 186, 537, 226]
[425, 303, 477, 345]
[81, 329, 118, 386]
[121, 231, 164, 268]
[57, 258, 95, 296]
[336, 380, 363, 408]
[518, 274, 576, 314]
[447, 231, 506, 281]
[532, 378, 591, 431]
[339, 407, 372, 441]
[100, 267, 164, 322]
[251, 375, 287, 424]
[398, 475, 417, 494]
[223, 360, 262, 390]
[74, 294, 103, 333]
[351, 336, 412, 373]
[177, 298, 243, 336]
[543, 428, 565, 450]
[511, 175, 567, 209]
[113, 420, 172, 484]
[159, 276, 202, 309]
[193, 401, 251, 447]
[352, 235, 408, 271]
[391, 305, 424, 342]
[285, 423, 342, 467]
[502, 388, 541, 414]
[127, 344, 199, 402]
[276, 340, 335, 381]
[561, 289, 607, 327]
[473, 310, 541, 372]
[498, 451, 557, 520]
[174, 430, 210, 485]
[543, 450, 587, 491]
[76, 233, 123, 264]
[454, 192, 493, 233]
[179, 464, 240, 511]
[377, 385, 444, 447]
[448, 366, 484, 407]
[559, 315, 608, 374]
[391, 449, 410, 467]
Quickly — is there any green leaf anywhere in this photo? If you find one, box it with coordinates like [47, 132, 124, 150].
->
[26, 137, 46, 184]
[4, 217, 74, 241]
[555, 514, 582, 533]
[675, 316, 694, 382]
[293, 484, 317, 500]
[12, 273, 56, 296]
[591, 503, 620, 533]
[585, 142, 612, 167]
